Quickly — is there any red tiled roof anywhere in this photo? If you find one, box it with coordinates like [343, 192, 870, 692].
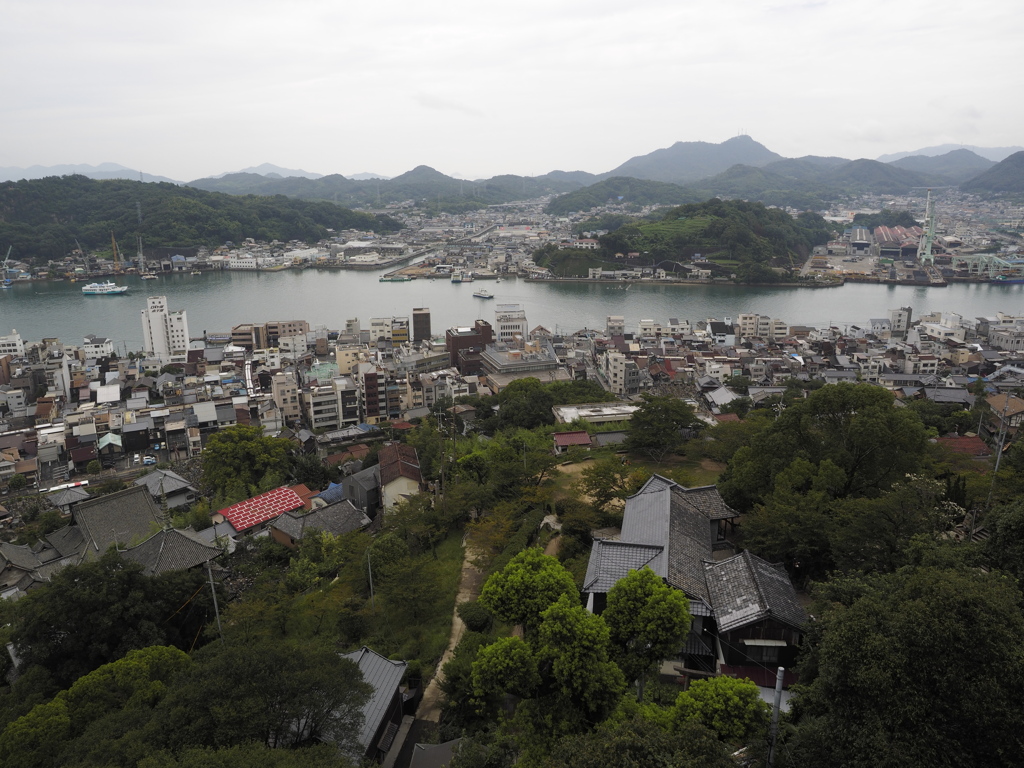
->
[714, 413, 741, 422]
[554, 431, 592, 447]
[379, 443, 421, 487]
[390, 421, 415, 431]
[288, 483, 317, 510]
[219, 487, 304, 532]
[936, 435, 992, 457]
[325, 444, 371, 466]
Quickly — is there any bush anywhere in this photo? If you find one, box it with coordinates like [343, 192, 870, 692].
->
[457, 600, 493, 632]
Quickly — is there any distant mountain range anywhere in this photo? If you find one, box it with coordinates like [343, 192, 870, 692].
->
[877, 144, 1024, 163]
[5, 136, 1022, 213]
[960, 151, 1024, 193]
[0, 163, 180, 184]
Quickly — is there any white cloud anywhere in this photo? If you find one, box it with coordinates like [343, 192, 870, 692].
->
[2, 0, 1020, 177]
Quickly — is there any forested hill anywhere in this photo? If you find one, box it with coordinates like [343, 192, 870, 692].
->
[960, 151, 1024, 193]
[0, 175, 402, 263]
[188, 166, 596, 211]
[545, 177, 705, 214]
[536, 199, 833, 282]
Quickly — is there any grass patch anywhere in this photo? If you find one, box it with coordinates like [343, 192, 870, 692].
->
[363, 530, 464, 676]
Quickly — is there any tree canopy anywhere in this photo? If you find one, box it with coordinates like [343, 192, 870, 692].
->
[625, 394, 697, 462]
[790, 566, 1024, 767]
[200, 425, 293, 503]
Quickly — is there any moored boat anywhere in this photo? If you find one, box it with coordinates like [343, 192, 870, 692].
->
[81, 281, 128, 295]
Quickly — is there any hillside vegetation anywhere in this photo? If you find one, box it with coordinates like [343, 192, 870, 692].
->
[189, 165, 596, 212]
[0, 175, 402, 263]
[545, 177, 704, 215]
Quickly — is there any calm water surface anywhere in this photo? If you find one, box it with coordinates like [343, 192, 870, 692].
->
[1, 269, 1021, 350]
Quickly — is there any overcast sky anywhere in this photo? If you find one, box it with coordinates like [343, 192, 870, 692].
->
[4, 0, 1019, 181]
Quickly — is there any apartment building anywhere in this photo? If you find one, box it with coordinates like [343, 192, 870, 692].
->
[141, 296, 190, 365]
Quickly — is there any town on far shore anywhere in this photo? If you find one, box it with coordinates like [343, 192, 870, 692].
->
[3, 187, 1024, 288]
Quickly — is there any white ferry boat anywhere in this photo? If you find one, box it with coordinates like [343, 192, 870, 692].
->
[81, 281, 128, 295]
[473, 289, 494, 299]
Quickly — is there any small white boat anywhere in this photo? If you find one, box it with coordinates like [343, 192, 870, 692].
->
[140, 272, 158, 280]
[473, 289, 494, 299]
[81, 281, 128, 295]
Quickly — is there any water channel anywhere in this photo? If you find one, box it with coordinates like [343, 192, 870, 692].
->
[1, 269, 1021, 350]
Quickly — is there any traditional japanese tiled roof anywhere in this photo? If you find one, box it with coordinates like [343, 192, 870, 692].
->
[47, 486, 91, 508]
[74, 486, 164, 559]
[121, 528, 223, 575]
[271, 500, 370, 542]
[218, 487, 304, 533]
[703, 550, 807, 633]
[672, 485, 738, 522]
[583, 540, 666, 593]
[378, 443, 421, 487]
[339, 646, 407, 750]
[133, 469, 195, 498]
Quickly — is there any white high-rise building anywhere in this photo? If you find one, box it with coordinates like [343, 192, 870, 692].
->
[495, 303, 528, 342]
[141, 296, 190, 364]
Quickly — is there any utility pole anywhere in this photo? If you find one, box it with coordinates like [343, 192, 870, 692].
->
[366, 548, 376, 610]
[766, 666, 785, 768]
[987, 394, 1013, 507]
[207, 562, 224, 644]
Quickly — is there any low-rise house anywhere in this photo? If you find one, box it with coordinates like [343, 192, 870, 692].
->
[133, 469, 199, 510]
[74, 486, 165, 560]
[212, 487, 305, 535]
[553, 430, 592, 454]
[344, 464, 381, 515]
[121, 528, 223, 576]
[378, 444, 422, 511]
[270, 500, 371, 549]
[340, 646, 409, 763]
[583, 475, 805, 691]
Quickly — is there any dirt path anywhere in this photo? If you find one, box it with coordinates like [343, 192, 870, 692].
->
[416, 532, 486, 722]
[544, 533, 561, 557]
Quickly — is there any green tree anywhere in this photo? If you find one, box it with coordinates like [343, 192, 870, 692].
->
[472, 637, 540, 699]
[6, 474, 26, 492]
[791, 567, 1024, 767]
[137, 744, 356, 768]
[544, 715, 732, 768]
[291, 453, 331, 491]
[602, 568, 691, 693]
[624, 394, 696, 462]
[673, 676, 769, 744]
[571, 458, 636, 513]
[200, 425, 292, 501]
[537, 594, 626, 721]
[478, 549, 579, 635]
[719, 383, 929, 512]
[984, 499, 1024, 584]
[11, 553, 216, 688]
[155, 639, 371, 753]
[86, 459, 102, 475]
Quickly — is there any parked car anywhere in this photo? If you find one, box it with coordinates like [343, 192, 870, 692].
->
[142, 455, 157, 466]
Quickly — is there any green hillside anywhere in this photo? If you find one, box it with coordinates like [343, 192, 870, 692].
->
[545, 177, 704, 215]
[537, 199, 832, 282]
[190, 166, 592, 212]
[960, 151, 1024, 193]
[0, 175, 401, 264]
